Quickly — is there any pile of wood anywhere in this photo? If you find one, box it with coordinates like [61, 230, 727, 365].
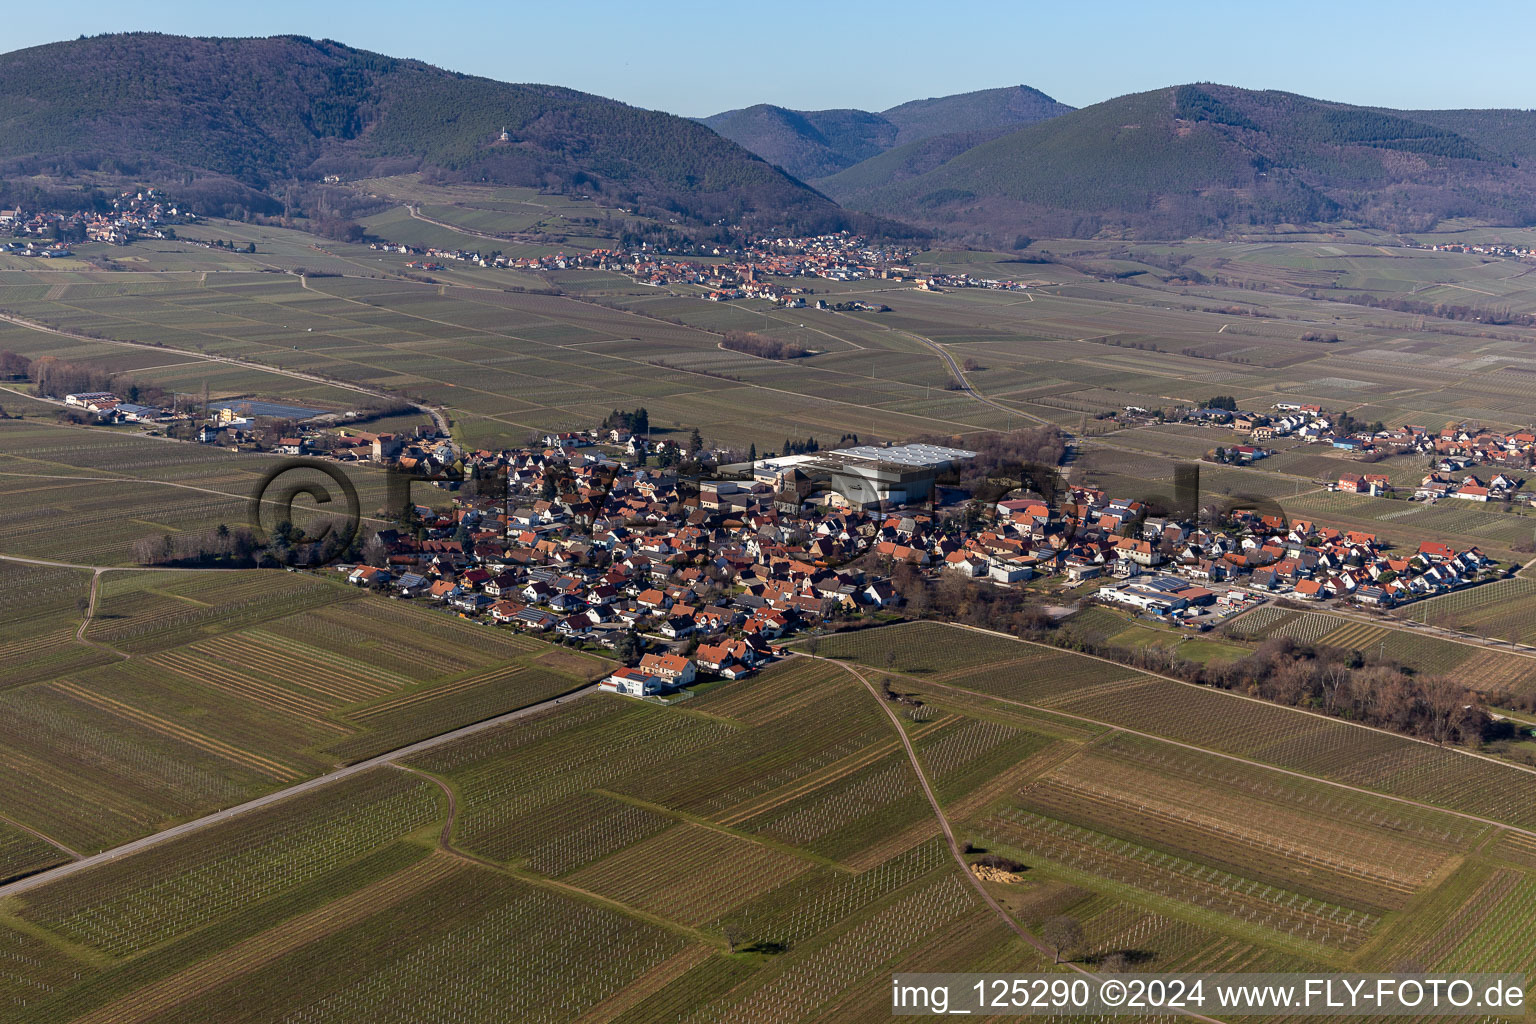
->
[971, 862, 1024, 885]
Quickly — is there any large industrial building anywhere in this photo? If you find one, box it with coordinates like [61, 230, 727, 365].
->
[753, 442, 976, 509]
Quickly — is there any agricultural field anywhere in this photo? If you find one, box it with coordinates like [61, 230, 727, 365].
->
[0, 560, 115, 690]
[1222, 602, 1536, 692]
[0, 420, 401, 566]
[8, 619, 1536, 1020]
[809, 622, 1536, 976]
[10, 212, 1536, 460]
[12, 214, 1536, 1019]
[1401, 577, 1536, 646]
[0, 566, 606, 856]
[0, 661, 1043, 1024]
[833, 622, 1536, 826]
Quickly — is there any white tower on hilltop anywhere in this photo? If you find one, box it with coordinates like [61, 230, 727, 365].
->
[499, 125, 510, 142]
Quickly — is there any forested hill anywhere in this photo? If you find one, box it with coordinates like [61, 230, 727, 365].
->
[699, 86, 1071, 182]
[823, 84, 1536, 243]
[0, 33, 851, 232]
[879, 85, 1074, 147]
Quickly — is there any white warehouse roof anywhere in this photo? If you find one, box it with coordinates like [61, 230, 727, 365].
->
[829, 443, 976, 467]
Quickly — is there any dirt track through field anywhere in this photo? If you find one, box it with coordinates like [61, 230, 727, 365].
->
[823, 655, 1231, 1024]
[0, 684, 599, 900]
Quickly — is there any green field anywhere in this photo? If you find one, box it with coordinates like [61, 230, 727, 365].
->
[7, 212, 1536, 459]
[9, 620, 1536, 1021]
[1401, 577, 1536, 646]
[0, 565, 607, 859]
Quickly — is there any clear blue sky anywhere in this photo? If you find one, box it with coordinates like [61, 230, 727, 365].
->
[7, 0, 1533, 115]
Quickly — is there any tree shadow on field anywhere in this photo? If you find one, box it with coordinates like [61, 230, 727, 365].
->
[740, 940, 788, 955]
[1090, 948, 1157, 970]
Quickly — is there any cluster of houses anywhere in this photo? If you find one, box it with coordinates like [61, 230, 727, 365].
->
[367, 231, 922, 306]
[334, 436, 964, 696]
[311, 416, 1510, 709]
[1050, 486, 1498, 609]
[1418, 241, 1536, 259]
[1339, 468, 1525, 503]
[1176, 401, 1337, 441]
[1, 188, 190, 247]
[1187, 403, 1536, 476]
[914, 272, 1031, 292]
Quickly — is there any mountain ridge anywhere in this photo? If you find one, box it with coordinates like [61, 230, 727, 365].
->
[824, 84, 1536, 242]
[0, 32, 855, 233]
[699, 85, 1072, 182]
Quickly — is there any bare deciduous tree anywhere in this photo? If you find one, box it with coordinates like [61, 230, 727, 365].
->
[1041, 916, 1084, 964]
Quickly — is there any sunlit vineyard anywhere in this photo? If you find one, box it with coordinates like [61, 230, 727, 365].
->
[18, 770, 441, 955]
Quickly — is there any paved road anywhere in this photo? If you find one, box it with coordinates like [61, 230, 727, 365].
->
[0, 684, 600, 898]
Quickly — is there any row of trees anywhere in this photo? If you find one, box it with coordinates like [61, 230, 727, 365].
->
[133, 515, 367, 569]
[601, 407, 649, 435]
[720, 330, 809, 360]
[877, 562, 1491, 749]
[21, 354, 168, 407]
[1334, 293, 1536, 328]
[130, 524, 261, 567]
[1053, 623, 1488, 746]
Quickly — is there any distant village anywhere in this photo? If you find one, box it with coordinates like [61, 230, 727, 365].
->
[0, 188, 192, 251]
[1156, 398, 1536, 506]
[374, 230, 1031, 305]
[1414, 241, 1536, 260]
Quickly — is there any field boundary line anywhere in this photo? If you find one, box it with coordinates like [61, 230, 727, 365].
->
[571, 943, 714, 1024]
[0, 811, 81, 861]
[65, 851, 463, 1024]
[0, 309, 449, 433]
[715, 714, 952, 828]
[75, 568, 129, 661]
[823, 655, 1231, 1024]
[926, 619, 1536, 780]
[0, 684, 601, 900]
[913, 672, 1536, 845]
[390, 763, 457, 848]
[0, 463, 398, 532]
[51, 680, 303, 781]
[387, 765, 730, 946]
[589, 788, 851, 873]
